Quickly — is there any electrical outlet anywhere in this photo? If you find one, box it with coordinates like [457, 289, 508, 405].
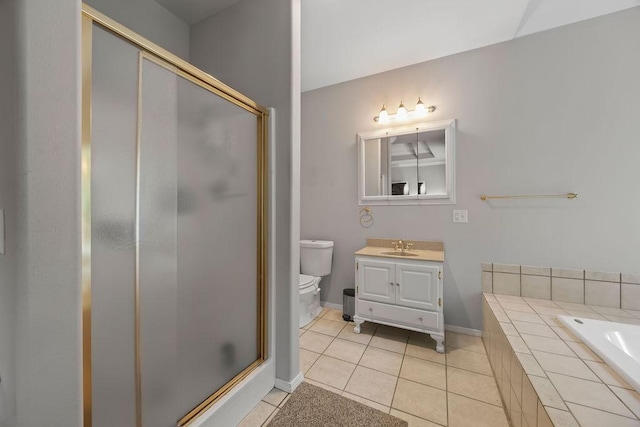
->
[452, 209, 468, 223]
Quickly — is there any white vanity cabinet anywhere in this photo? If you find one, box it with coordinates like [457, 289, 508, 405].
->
[354, 255, 445, 352]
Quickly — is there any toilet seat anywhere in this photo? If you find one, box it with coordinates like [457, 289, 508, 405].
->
[299, 274, 318, 290]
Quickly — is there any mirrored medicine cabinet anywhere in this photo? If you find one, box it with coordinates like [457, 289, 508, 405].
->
[357, 119, 456, 205]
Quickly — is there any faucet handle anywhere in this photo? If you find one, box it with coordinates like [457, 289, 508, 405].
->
[391, 241, 401, 250]
[405, 242, 414, 251]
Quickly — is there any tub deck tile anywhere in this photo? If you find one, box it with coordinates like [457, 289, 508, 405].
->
[482, 293, 640, 426]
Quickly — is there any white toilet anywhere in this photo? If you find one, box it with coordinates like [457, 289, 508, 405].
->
[299, 239, 334, 328]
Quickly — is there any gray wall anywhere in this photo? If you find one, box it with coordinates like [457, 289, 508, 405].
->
[14, 0, 82, 425]
[190, 0, 299, 384]
[301, 7, 640, 330]
[85, 0, 190, 60]
[0, 0, 19, 422]
[6, 1, 190, 426]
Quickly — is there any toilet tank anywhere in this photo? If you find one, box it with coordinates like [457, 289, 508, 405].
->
[300, 240, 334, 277]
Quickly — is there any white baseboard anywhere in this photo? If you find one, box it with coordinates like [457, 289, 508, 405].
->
[320, 301, 342, 310]
[274, 371, 304, 393]
[445, 324, 482, 337]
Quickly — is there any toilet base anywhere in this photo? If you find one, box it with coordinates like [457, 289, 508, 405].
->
[299, 278, 322, 328]
[300, 302, 322, 328]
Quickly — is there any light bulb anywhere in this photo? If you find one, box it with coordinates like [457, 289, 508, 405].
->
[378, 105, 389, 123]
[396, 101, 408, 120]
[415, 97, 426, 117]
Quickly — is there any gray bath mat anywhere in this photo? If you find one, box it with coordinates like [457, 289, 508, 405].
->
[267, 382, 408, 427]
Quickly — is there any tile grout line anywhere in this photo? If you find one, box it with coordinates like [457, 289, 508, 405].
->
[310, 320, 381, 391]
[620, 275, 622, 309]
[339, 337, 365, 395]
[443, 360, 492, 378]
[388, 334, 409, 415]
[310, 320, 454, 419]
[447, 389, 505, 409]
[444, 346, 449, 427]
[567, 392, 640, 420]
[499, 314, 576, 416]
[561, 397, 640, 421]
[344, 339, 399, 411]
[446, 344, 487, 355]
[303, 341, 409, 379]
[489, 301, 553, 421]
[302, 321, 343, 379]
[519, 350, 524, 423]
[260, 389, 288, 407]
[391, 408, 446, 426]
[304, 310, 507, 424]
[258, 402, 278, 427]
[529, 349, 632, 387]
[518, 264, 522, 297]
[613, 377, 640, 413]
[400, 374, 505, 410]
[488, 299, 640, 423]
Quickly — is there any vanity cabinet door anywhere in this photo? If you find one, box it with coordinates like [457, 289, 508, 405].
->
[395, 263, 440, 311]
[358, 259, 396, 304]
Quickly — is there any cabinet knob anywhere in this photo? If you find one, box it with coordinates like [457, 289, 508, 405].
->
[390, 282, 394, 286]
[368, 307, 373, 312]
[396, 283, 400, 287]
[418, 317, 423, 322]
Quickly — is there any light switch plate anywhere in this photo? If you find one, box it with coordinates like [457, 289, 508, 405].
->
[0, 209, 4, 255]
[453, 209, 468, 223]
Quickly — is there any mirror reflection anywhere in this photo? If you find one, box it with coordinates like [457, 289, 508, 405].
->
[364, 129, 446, 197]
[358, 119, 456, 205]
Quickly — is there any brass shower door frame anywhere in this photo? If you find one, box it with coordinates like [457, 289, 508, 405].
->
[81, 4, 269, 427]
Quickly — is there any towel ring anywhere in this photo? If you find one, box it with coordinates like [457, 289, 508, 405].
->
[359, 206, 374, 228]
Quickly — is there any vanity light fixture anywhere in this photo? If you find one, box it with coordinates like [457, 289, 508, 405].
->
[396, 101, 408, 120]
[374, 98, 436, 123]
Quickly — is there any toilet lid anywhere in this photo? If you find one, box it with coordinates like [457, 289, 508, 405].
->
[299, 274, 316, 288]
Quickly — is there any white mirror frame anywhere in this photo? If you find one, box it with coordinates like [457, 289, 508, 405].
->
[357, 119, 456, 206]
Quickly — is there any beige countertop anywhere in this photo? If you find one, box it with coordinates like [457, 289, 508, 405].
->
[354, 238, 444, 262]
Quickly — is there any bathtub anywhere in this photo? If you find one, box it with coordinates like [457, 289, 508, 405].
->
[558, 315, 640, 393]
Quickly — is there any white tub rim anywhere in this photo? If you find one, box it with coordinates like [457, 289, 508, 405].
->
[558, 314, 640, 393]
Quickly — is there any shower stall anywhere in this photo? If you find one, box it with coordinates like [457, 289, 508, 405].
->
[82, 6, 269, 426]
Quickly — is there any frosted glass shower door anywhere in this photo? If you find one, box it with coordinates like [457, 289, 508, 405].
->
[84, 12, 268, 427]
[90, 24, 139, 427]
[138, 56, 263, 426]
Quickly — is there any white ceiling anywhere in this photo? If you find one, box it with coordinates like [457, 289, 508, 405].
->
[301, 0, 640, 91]
[154, 0, 640, 92]
[155, 0, 241, 24]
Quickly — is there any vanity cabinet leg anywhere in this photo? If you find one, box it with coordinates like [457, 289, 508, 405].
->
[431, 333, 445, 353]
[353, 318, 364, 334]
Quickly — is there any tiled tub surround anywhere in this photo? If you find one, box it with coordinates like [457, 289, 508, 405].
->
[482, 263, 640, 311]
[483, 293, 640, 427]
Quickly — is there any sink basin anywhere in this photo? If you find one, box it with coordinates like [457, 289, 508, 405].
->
[380, 251, 419, 257]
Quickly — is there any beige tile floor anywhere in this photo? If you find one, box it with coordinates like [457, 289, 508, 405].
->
[239, 308, 509, 427]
